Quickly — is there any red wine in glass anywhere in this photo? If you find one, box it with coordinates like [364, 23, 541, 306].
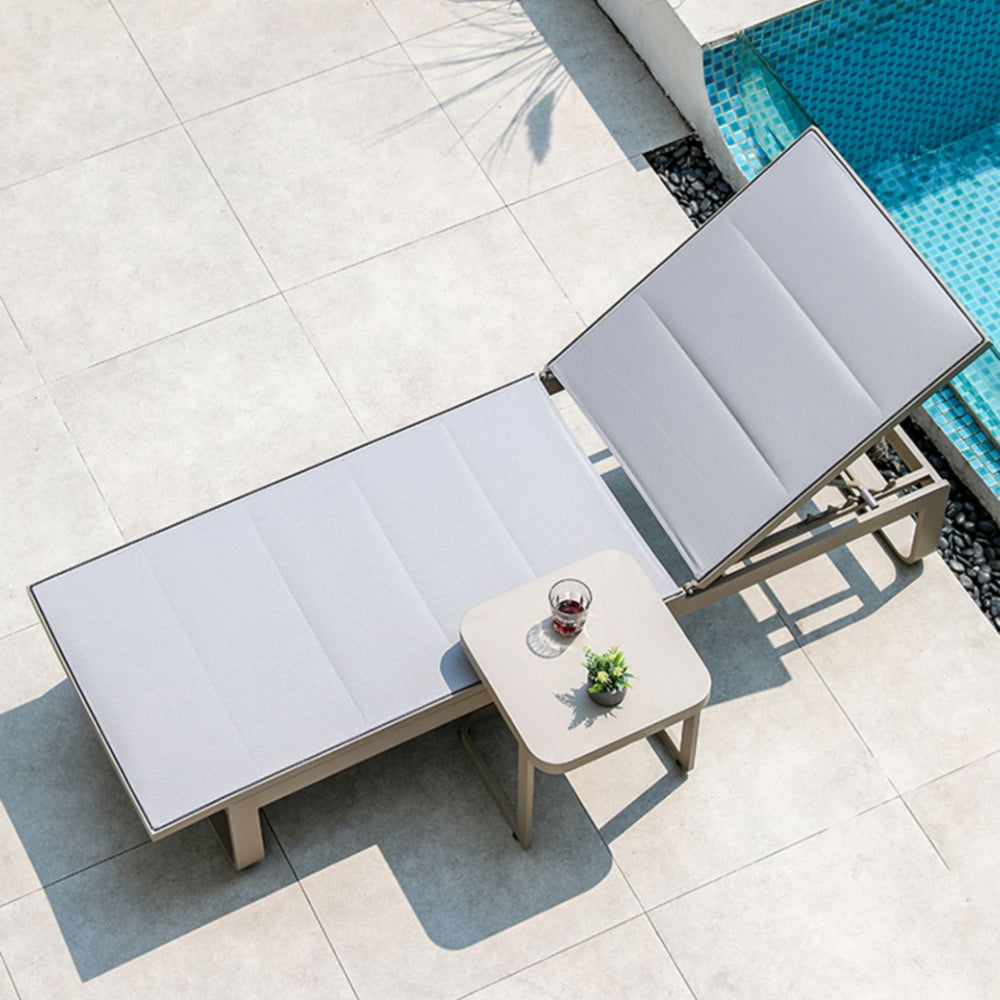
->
[553, 598, 585, 635]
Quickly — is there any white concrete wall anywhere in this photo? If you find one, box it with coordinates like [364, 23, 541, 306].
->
[594, 0, 747, 188]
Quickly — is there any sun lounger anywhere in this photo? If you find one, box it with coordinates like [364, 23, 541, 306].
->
[30, 128, 987, 867]
[545, 128, 986, 613]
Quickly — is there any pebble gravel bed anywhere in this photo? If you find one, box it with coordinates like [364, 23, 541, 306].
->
[871, 420, 1000, 631]
[644, 136, 735, 225]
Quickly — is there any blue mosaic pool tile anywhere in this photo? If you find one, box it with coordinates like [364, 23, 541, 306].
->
[925, 388, 1000, 496]
[747, 0, 1000, 177]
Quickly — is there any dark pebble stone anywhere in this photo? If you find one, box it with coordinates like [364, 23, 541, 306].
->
[979, 569, 993, 584]
[949, 559, 965, 573]
[959, 573, 974, 590]
[979, 519, 995, 533]
[972, 543, 985, 561]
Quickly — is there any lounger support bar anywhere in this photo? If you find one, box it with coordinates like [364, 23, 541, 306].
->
[667, 425, 948, 618]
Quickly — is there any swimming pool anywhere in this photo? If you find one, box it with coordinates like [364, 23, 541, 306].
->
[704, 0, 1000, 500]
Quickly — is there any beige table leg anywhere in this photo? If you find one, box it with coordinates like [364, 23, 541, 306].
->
[658, 710, 701, 771]
[208, 800, 266, 870]
[516, 744, 534, 849]
[461, 709, 534, 848]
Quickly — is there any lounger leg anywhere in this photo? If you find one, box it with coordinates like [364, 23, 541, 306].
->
[658, 710, 701, 771]
[877, 477, 949, 564]
[460, 709, 534, 848]
[208, 801, 265, 870]
[516, 745, 534, 849]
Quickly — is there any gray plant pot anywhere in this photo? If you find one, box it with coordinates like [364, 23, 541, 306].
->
[588, 687, 626, 707]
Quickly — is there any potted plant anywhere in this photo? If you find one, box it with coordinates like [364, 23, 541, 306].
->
[583, 645, 634, 706]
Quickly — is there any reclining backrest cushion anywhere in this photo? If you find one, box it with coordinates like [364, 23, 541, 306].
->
[549, 129, 986, 583]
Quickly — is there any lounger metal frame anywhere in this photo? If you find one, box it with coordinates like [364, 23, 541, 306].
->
[29, 396, 952, 870]
[28, 128, 988, 870]
[540, 371, 956, 619]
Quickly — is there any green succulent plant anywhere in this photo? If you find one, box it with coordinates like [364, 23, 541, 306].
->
[583, 644, 634, 694]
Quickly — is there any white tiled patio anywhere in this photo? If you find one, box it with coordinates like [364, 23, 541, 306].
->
[2, 1, 999, 997]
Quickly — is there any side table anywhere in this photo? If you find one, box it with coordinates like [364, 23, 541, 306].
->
[459, 548, 711, 847]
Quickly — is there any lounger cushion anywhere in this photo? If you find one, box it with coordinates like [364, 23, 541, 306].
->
[549, 129, 985, 582]
[32, 376, 675, 833]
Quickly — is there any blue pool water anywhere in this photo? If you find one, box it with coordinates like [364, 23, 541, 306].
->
[704, 0, 1000, 497]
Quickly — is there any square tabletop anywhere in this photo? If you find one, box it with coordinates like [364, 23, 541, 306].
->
[460, 549, 711, 773]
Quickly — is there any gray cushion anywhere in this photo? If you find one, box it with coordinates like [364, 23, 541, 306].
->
[549, 129, 985, 583]
[32, 376, 675, 832]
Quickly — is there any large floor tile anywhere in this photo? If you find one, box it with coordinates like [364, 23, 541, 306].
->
[568, 586, 894, 909]
[0, 305, 40, 402]
[287, 210, 580, 435]
[906, 751, 1000, 903]
[762, 533, 1000, 792]
[0, 128, 274, 380]
[650, 801, 997, 999]
[50, 297, 364, 539]
[0, 627, 148, 904]
[0, 824, 353, 997]
[465, 915, 693, 999]
[511, 157, 693, 323]
[267, 714, 642, 1000]
[116, 0, 396, 119]
[0, 391, 121, 635]
[0, 0, 175, 189]
[405, 2, 688, 201]
[188, 49, 502, 289]
[374, 0, 502, 42]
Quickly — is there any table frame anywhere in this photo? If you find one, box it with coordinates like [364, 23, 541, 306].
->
[459, 549, 711, 848]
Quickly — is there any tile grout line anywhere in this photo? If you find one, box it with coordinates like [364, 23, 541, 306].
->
[262, 811, 362, 1000]
[0, 123, 180, 196]
[375, 6, 511, 215]
[451, 913, 644, 1000]
[644, 912, 701, 1000]
[0, 944, 23, 1000]
[899, 795, 951, 871]
[760, 579, 882, 761]
[279, 293, 370, 441]
[753, 575, 980, 874]
[0, 621, 40, 643]
[652, 823, 833, 909]
[384, 11, 589, 330]
[43, 292, 284, 387]
[0, 10, 499, 196]
[104, 0, 369, 445]
[0, 293, 39, 386]
[277, 147, 656, 301]
[179, 41, 402, 126]
[0, 837, 150, 912]
[45, 384, 127, 543]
